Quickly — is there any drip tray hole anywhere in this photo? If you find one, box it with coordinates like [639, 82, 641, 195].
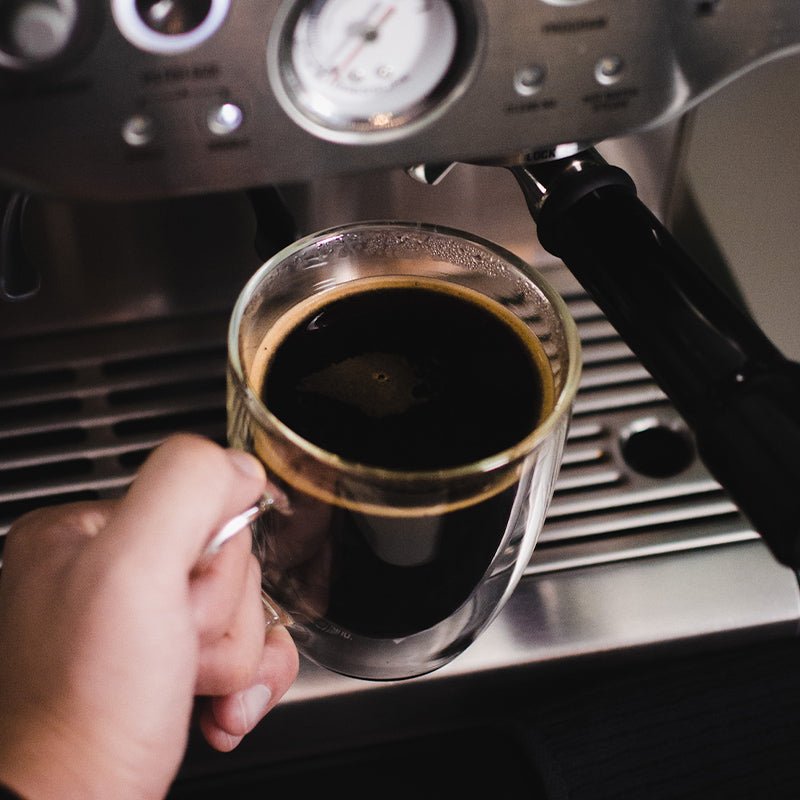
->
[621, 419, 695, 478]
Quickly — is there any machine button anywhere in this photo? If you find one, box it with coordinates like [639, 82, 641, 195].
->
[514, 63, 547, 96]
[0, 0, 78, 67]
[122, 114, 157, 147]
[207, 102, 244, 136]
[594, 55, 625, 84]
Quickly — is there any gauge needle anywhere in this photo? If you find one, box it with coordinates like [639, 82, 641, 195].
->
[332, 4, 396, 82]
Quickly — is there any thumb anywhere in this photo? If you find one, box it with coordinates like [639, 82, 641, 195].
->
[97, 434, 267, 576]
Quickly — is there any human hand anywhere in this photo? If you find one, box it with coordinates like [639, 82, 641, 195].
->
[0, 434, 299, 800]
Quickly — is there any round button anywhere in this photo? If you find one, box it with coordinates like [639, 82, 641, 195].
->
[12, 4, 71, 59]
[595, 55, 625, 85]
[122, 114, 156, 147]
[514, 63, 547, 96]
[207, 102, 244, 135]
[0, 0, 78, 67]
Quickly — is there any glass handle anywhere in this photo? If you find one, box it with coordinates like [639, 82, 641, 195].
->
[197, 491, 294, 627]
[199, 492, 274, 566]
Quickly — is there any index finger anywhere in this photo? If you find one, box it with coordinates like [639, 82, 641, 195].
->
[95, 434, 267, 577]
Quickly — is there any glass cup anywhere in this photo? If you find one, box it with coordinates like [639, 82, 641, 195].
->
[227, 221, 581, 680]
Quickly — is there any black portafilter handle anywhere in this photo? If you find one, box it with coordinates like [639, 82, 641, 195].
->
[510, 149, 800, 568]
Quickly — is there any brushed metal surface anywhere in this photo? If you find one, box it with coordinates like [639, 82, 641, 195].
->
[283, 540, 800, 707]
[0, 1, 797, 199]
[0, 126, 678, 341]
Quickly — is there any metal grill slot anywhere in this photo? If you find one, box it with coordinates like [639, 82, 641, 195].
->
[102, 346, 226, 377]
[554, 464, 624, 494]
[574, 384, 668, 414]
[575, 318, 619, 343]
[549, 473, 723, 518]
[112, 404, 227, 439]
[566, 421, 606, 440]
[0, 458, 94, 490]
[527, 516, 760, 576]
[0, 398, 83, 430]
[108, 376, 226, 406]
[0, 367, 77, 398]
[579, 362, 652, 389]
[560, 444, 608, 467]
[0, 428, 88, 462]
[542, 491, 739, 544]
[564, 298, 604, 321]
[581, 340, 636, 366]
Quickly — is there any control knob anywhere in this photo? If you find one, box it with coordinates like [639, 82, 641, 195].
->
[0, 0, 79, 70]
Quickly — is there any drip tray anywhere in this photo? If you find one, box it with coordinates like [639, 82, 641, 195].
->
[1, 269, 799, 769]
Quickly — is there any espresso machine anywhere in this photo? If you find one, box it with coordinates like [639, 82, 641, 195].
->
[2, 1, 800, 796]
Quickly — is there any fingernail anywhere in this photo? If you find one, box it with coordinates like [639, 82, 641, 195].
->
[227, 449, 265, 481]
[221, 732, 244, 752]
[236, 684, 272, 733]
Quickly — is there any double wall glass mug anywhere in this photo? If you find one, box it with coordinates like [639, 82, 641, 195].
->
[227, 222, 581, 680]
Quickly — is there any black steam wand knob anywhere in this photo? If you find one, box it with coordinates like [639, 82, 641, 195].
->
[510, 149, 800, 568]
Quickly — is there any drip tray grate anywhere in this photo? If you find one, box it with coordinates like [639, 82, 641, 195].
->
[0, 288, 755, 571]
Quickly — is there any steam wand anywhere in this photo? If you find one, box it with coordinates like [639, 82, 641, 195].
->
[508, 149, 800, 569]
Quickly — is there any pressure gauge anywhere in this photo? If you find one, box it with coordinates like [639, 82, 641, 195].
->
[272, 0, 477, 141]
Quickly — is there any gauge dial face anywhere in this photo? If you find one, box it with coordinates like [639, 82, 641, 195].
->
[280, 0, 462, 134]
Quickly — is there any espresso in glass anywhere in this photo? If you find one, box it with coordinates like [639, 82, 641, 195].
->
[228, 223, 580, 680]
[252, 276, 553, 639]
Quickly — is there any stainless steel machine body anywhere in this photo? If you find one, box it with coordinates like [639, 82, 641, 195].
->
[1, 1, 800, 794]
[0, 1, 798, 198]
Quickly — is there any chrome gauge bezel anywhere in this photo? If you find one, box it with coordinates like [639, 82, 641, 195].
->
[269, 0, 480, 144]
[111, 0, 231, 54]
